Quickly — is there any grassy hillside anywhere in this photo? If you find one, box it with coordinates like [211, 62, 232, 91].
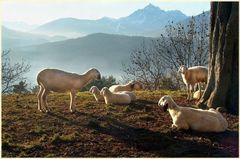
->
[2, 90, 238, 157]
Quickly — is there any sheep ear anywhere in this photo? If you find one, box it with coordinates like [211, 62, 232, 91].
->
[89, 88, 92, 93]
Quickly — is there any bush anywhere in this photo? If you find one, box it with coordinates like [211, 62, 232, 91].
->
[81, 75, 117, 91]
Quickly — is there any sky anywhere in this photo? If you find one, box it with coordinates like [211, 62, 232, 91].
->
[2, 0, 210, 25]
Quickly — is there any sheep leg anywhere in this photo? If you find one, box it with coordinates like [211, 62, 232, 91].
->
[171, 124, 178, 130]
[41, 88, 50, 112]
[44, 91, 50, 112]
[189, 84, 194, 100]
[37, 85, 44, 112]
[198, 83, 202, 100]
[69, 90, 77, 112]
[186, 84, 190, 100]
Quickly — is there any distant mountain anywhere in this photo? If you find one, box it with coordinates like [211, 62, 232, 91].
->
[2, 26, 68, 49]
[3, 21, 39, 32]
[33, 3, 188, 38]
[145, 11, 210, 37]
[10, 33, 154, 84]
[180, 11, 210, 27]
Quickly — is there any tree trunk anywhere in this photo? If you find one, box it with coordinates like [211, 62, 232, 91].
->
[198, 2, 239, 115]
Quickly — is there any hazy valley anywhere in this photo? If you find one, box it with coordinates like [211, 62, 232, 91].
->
[2, 4, 209, 85]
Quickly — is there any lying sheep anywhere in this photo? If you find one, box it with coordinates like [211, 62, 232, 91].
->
[120, 91, 137, 101]
[89, 86, 104, 102]
[178, 65, 208, 100]
[37, 68, 101, 112]
[193, 90, 204, 100]
[100, 87, 132, 104]
[158, 95, 228, 132]
[109, 80, 143, 92]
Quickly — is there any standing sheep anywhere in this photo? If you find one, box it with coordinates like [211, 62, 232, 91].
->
[178, 65, 208, 100]
[37, 68, 101, 112]
[109, 80, 143, 92]
[158, 95, 228, 132]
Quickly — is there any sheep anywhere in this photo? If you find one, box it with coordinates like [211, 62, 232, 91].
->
[37, 68, 101, 112]
[120, 91, 137, 101]
[109, 80, 143, 93]
[158, 95, 228, 132]
[178, 65, 208, 100]
[193, 90, 204, 99]
[100, 87, 132, 104]
[89, 86, 104, 102]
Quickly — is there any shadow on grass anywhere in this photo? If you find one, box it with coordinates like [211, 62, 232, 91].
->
[45, 111, 237, 157]
[177, 129, 239, 157]
[125, 100, 157, 112]
[87, 116, 231, 157]
[46, 111, 93, 126]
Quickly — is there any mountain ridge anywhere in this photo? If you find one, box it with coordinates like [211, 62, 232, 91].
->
[33, 4, 188, 37]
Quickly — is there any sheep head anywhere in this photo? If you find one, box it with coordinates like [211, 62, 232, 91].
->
[100, 87, 110, 96]
[128, 80, 144, 90]
[88, 68, 101, 80]
[89, 86, 98, 94]
[158, 95, 176, 112]
[178, 65, 188, 74]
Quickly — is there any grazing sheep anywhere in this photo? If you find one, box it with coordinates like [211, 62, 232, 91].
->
[100, 87, 132, 104]
[178, 65, 208, 100]
[37, 68, 101, 112]
[158, 95, 228, 132]
[89, 86, 104, 102]
[109, 80, 143, 92]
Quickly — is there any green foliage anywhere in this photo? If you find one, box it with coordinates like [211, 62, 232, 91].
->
[81, 75, 117, 91]
[13, 81, 30, 94]
[2, 50, 31, 93]
[31, 85, 39, 94]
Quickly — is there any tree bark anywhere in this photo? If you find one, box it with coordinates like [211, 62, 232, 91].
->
[198, 2, 239, 115]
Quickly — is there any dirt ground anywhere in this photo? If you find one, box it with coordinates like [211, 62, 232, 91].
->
[1, 90, 239, 157]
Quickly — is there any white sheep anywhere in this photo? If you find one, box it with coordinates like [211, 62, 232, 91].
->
[89, 86, 104, 102]
[109, 80, 143, 93]
[178, 65, 208, 100]
[37, 68, 101, 112]
[120, 91, 137, 101]
[100, 87, 132, 104]
[193, 90, 204, 99]
[158, 95, 228, 132]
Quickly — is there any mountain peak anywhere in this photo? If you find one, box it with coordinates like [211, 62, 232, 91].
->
[143, 3, 161, 11]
